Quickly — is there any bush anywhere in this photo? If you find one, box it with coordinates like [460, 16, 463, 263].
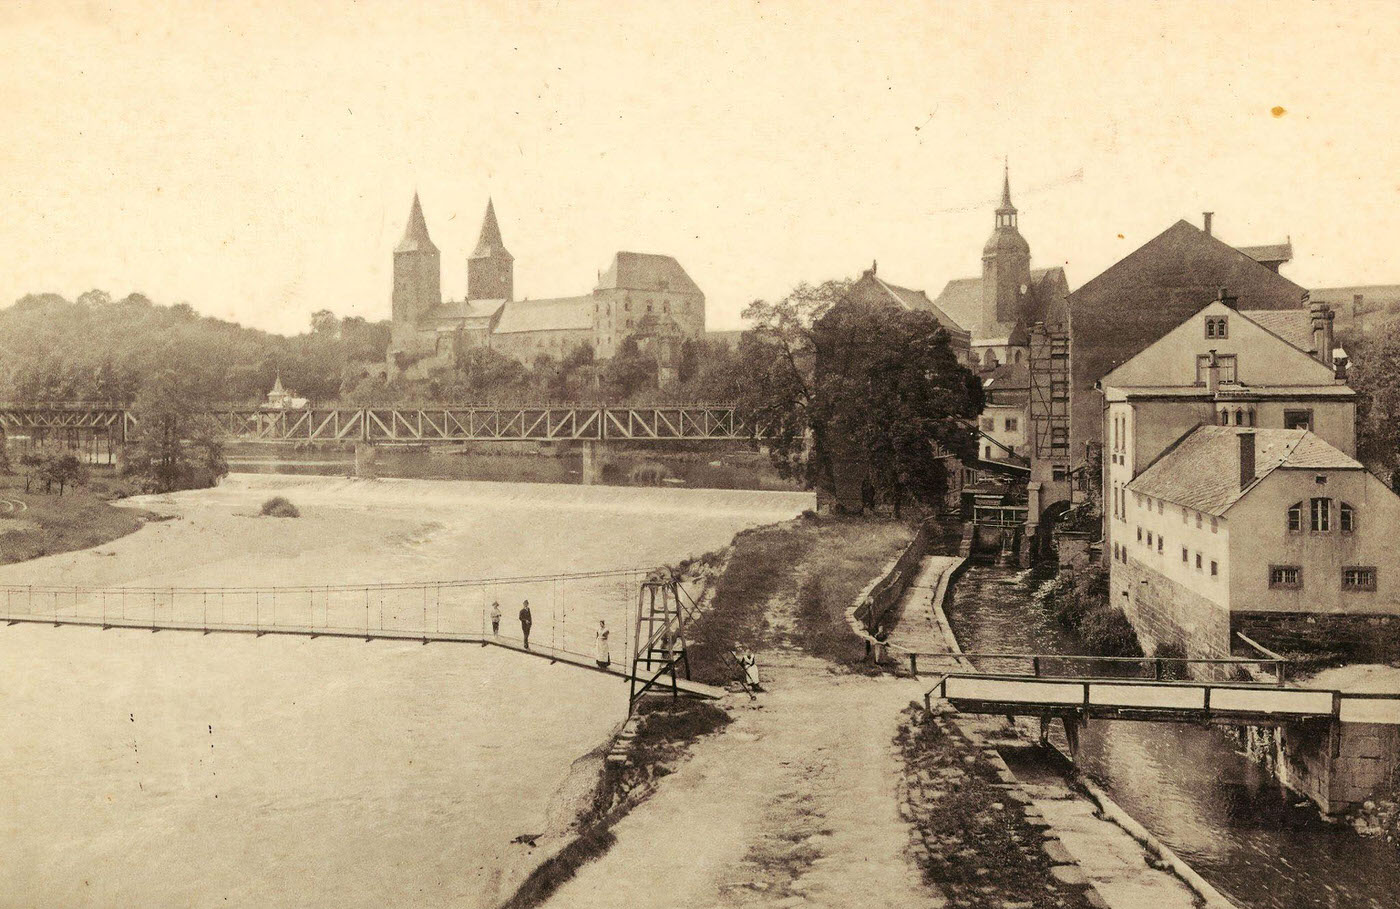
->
[260, 496, 300, 518]
[1041, 564, 1143, 658]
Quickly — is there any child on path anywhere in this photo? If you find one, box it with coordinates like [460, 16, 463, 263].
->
[490, 601, 501, 635]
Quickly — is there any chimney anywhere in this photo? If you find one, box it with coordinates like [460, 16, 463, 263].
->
[1239, 430, 1256, 490]
[1308, 294, 1334, 369]
[1216, 285, 1237, 310]
[1203, 212, 1214, 236]
[1206, 349, 1220, 395]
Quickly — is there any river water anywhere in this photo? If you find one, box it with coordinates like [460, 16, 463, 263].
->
[945, 563, 1400, 909]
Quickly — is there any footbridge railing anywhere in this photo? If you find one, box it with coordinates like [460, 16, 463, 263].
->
[928, 671, 1400, 727]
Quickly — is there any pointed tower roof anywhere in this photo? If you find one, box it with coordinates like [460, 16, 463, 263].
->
[395, 193, 438, 255]
[471, 198, 513, 261]
[270, 372, 285, 395]
[997, 163, 1016, 214]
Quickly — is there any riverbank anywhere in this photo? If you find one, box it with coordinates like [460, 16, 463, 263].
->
[0, 468, 150, 565]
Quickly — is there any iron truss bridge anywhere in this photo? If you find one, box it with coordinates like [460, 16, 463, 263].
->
[0, 403, 758, 444]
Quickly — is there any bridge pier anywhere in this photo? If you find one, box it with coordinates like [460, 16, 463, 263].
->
[580, 440, 607, 485]
[354, 442, 378, 479]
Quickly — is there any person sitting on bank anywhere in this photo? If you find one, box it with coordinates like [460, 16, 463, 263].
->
[594, 619, 610, 669]
[490, 601, 502, 635]
[519, 600, 532, 650]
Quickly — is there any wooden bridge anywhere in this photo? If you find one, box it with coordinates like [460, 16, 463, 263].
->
[0, 403, 757, 445]
[929, 670, 1400, 727]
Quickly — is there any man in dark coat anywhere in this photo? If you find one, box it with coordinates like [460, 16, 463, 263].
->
[519, 600, 533, 650]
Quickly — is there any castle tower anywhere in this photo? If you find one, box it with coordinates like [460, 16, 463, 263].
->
[392, 192, 441, 324]
[467, 198, 514, 301]
[981, 166, 1032, 331]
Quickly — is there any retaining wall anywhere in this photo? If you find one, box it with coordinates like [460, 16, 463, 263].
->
[1232, 611, 1400, 662]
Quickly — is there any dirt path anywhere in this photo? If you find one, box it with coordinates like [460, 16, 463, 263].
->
[548, 644, 942, 908]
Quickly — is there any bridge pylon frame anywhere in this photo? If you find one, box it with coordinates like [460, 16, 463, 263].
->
[628, 577, 692, 711]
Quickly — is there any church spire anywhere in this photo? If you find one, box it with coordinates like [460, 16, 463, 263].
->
[472, 197, 512, 261]
[998, 161, 1014, 213]
[396, 192, 438, 254]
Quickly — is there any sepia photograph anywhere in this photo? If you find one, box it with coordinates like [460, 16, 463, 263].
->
[1, 1, 1399, 906]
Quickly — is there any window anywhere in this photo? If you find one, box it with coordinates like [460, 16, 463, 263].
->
[1284, 409, 1313, 431]
[1287, 502, 1303, 532]
[1158, 500, 1164, 514]
[1211, 517, 1218, 533]
[1205, 316, 1229, 339]
[1052, 465, 1069, 481]
[1210, 560, 1218, 577]
[980, 417, 995, 431]
[1137, 526, 1143, 542]
[1219, 409, 1229, 425]
[1146, 530, 1153, 546]
[1181, 547, 1189, 563]
[1005, 417, 1018, 432]
[1343, 567, 1377, 591]
[1340, 502, 1356, 533]
[1310, 497, 1330, 532]
[1157, 536, 1164, 554]
[1051, 427, 1068, 452]
[1269, 566, 1303, 589]
[1195, 552, 1203, 571]
[1195, 512, 1202, 529]
[1195, 353, 1238, 384]
[984, 446, 992, 459]
[1051, 380, 1068, 402]
[625, 301, 631, 312]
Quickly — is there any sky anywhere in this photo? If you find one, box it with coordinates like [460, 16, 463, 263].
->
[1, 0, 1398, 335]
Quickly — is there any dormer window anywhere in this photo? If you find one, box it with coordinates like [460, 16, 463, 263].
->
[1205, 316, 1229, 339]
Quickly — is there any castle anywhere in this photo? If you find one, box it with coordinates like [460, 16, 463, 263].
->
[387, 195, 706, 380]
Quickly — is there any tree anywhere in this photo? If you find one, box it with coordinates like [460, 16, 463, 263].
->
[602, 337, 657, 401]
[121, 370, 228, 493]
[1350, 324, 1400, 481]
[736, 280, 983, 516]
[310, 309, 340, 335]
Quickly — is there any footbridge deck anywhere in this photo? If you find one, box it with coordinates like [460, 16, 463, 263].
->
[930, 672, 1400, 726]
[0, 573, 724, 699]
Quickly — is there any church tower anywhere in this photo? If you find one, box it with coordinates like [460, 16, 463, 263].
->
[392, 193, 441, 324]
[981, 166, 1032, 331]
[467, 198, 514, 301]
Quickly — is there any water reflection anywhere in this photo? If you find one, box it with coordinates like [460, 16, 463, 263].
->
[947, 563, 1400, 909]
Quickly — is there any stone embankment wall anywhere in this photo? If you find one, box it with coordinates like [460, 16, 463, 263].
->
[1277, 719, 1400, 814]
[851, 518, 939, 636]
[1233, 611, 1400, 662]
[1111, 555, 1232, 668]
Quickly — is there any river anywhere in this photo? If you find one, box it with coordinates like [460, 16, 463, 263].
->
[0, 474, 814, 907]
[945, 563, 1400, 909]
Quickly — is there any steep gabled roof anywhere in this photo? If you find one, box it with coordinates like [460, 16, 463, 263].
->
[847, 271, 969, 337]
[493, 296, 594, 334]
[1240, 308, 1315, 354]
[395, 193, 438, 255]
[595, 252, 702, 296]
[931, 277, 982, 333]
[1238, 240, 1293, 269]
[1127, 426, 1361, 517]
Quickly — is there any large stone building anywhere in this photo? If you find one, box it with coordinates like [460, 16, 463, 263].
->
[387, 195, 705, 379]
[1094, 297, 1400, 665]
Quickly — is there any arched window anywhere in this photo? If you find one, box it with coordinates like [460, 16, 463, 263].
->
[1234, 408, 1243, 425]
[1219, 410, 1229, 425]
[1287, 502, 1303, 532]
[1014, 350, 1023, 363]
[1340, 502, 1356, 533]
[1247, 409, 1256, 427]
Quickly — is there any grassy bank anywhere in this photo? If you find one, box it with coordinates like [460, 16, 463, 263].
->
[685, 512, 914, 684]
[0, 469, 151, 565]
[499, 699, 730, 909]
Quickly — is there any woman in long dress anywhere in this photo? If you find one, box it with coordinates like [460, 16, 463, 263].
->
[594, 620, 610, 668]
